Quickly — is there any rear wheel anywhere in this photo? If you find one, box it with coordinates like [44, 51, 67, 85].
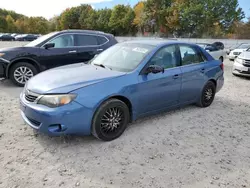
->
[9, 62, 38, 87]
[197, 81, 216, 108]
[92, 99, 130, 141]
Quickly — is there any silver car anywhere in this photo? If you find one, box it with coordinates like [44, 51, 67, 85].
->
[232, 48, 250, 77]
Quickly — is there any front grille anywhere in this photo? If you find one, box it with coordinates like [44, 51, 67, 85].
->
[24, 90, 40, 103]
[25, 94, 38, 102]
[26, 116, 41, 127]
[244, 60, 250, 67]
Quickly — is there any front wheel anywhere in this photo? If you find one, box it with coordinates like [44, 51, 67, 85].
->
[92, 99, 130, 141]
[196, 81, 216, 108]
[9, 62, 38, 87]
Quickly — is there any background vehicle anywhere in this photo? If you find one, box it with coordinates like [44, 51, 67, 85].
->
[197, 43, 225, 62]
[0, 30, 117, 86]
[226, 43, 248, 55]
[20, 40, 224, 141]
[0, 34, 15, 41]
[228, 43, 250, 61]
[232, 48, 250, 77]
[212, 41, 224, 50]
[15, 34, 38, 41]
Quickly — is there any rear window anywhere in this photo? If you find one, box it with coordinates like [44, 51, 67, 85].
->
[75, 34, 99, 46]
[97, 36, 108, 45]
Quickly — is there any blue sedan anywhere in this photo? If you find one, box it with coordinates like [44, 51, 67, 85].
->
[20, 40, 224, 141]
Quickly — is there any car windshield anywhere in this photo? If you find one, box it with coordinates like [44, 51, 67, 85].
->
[90, 43, 154, 72]
[237, 44, 250, 49]
[25, 32, 58, 47]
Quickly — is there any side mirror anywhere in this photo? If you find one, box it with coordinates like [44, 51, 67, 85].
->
[145, 65, 164, 74]
[44, 43, 55, 49]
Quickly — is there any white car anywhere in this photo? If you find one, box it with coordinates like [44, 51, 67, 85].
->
[197, 43, 226, 62]
[232, 49, 250, 77]
[228, 43, 250, 61]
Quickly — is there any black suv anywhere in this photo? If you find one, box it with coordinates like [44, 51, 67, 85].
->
[0, 30, 117, 86]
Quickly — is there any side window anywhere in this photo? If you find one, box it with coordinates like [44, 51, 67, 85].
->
[97, 36, 108, 45]
[75, 34, 98, 46]
[149, 45, 179, 69]
[179, 45, 203, 65]
[49, 34, 74, 48]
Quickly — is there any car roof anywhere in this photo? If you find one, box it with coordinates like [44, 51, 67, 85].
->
[60, 29, 108, 35]
[122, 39, 196, 47]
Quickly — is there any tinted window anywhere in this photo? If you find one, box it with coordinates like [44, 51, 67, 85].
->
[149, 45, 179, 69]
[179, 45, 202, 65]
[75, 34, 98, 46]
[49, 34, 74, 48]
[97, 36, 108, 45]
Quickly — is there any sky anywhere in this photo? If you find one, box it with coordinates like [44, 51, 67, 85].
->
[0, 0, 249, 20]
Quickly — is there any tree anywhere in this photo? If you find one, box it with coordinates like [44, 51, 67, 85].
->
[143, 0, 172, 34]
[96, 9, 112, 32]
[109, 5, 135, 35]
[0, 16, 7, 32]
[78, 5, 93, 29]
[133, 2, 146, 34]
[5, 15, 16, 32]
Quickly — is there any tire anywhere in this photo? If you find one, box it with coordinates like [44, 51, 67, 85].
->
[219, 56, 224, 62]
[9, 62, 38, 87]
[196, 81, 216, 108]
[92, 99, 130, 141]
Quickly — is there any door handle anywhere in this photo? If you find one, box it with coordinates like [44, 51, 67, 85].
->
[200, 68, 205, 73]
[173, 74, 179, 79]
[69, 50, 77, 53]
[97, 49, 103, 52]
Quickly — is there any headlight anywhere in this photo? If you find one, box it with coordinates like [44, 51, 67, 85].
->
[0, 53, 5, 57]
[235, 58, 244, 64]
[37, 94, 77, 108]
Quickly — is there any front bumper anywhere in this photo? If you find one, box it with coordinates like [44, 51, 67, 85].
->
[20, 92, 94, 136]
[0, 58, 9, 77]
[232, 62, 250, 77]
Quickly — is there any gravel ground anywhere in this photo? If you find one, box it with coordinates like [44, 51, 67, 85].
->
[0, 51, 250, 187]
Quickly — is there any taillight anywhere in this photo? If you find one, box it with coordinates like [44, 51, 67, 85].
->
[220, 63, 224, 71]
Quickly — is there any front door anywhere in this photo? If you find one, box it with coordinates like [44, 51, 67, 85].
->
[39, 34, 79, 70]
[136, 45, 182, 115]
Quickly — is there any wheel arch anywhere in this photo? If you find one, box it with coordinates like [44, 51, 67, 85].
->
[93, 95, 133, 123]
[6, 58, 40, 78]
[208, 79, 217, 88]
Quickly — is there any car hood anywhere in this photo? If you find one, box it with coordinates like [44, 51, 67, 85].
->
[0, 47, 29, 52]
[238, 51, 250, 60]
[232, 49, 246, 53]
[26, 63, 126, 94]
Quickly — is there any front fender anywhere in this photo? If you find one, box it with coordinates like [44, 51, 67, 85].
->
[6, 57, 41, 78]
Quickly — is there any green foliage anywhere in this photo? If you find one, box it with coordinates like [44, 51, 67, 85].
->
[0, 1, 247, 37]
[109, 5, 135, 35]
[0, 16, 8, 32]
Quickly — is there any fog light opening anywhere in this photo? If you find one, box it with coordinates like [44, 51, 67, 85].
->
[48, 124, 67, 133]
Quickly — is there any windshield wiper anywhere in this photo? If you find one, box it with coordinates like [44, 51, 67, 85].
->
[93, 63, 112, 70]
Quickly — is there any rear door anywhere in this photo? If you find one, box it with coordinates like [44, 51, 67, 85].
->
[39, 34, 79, 69]
[178, 44, 206, 103]
[74, 34, 107, 63]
